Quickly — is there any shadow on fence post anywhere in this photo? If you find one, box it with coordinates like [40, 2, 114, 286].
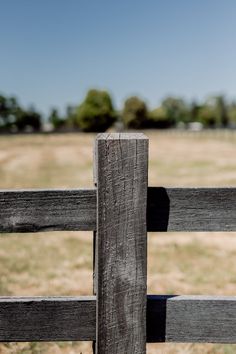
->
[93, 133, 148, 354]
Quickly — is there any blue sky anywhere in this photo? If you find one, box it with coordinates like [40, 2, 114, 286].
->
[1, 0, 236, 116]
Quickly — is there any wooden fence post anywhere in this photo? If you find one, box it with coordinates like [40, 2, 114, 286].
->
[94, 133, 148, 354]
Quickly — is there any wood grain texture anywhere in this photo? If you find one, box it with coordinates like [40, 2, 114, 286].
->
[2, 295, 236, 343]
[147, 187, 236, 231]
[0, 296, 95, 341]
[95, 133, 148, 354]
[0, 187, 235, 233]
[147, 295, 236, 343]
[93, 140, 97, 354]
[0, 189, 96, 232]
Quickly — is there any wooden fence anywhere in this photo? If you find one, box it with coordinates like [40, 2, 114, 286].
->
[0, 133, 236, 353]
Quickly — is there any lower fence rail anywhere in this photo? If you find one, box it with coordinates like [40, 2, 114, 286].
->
[1, 295, 236, 343]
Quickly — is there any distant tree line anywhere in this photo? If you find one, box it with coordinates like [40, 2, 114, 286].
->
[0, 95, 41, 132]
[1, 90, 236, 133]
[121, 95, 236, 130]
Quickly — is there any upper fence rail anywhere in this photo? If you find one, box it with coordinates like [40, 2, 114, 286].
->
[0, 187, 235, 233]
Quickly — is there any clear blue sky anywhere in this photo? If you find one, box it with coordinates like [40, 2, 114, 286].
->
[1, 0, 236, 116]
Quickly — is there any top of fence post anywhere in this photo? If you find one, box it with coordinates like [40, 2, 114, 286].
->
[94, 133, 148, 354]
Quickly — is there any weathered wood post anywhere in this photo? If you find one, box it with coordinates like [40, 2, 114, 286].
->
[94, 133, 148, 353]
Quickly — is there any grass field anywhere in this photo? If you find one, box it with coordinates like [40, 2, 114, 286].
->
[0, 131, 235, 354]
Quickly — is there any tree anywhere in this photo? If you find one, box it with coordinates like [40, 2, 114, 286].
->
[65, 105, 77, 128]
[15, 107, 41, 132]
[0, 95, 19, 130]
[189, 101, 200, 122]
[147, 106, 172, 128]
[228, 101, 236, 126]
[48, 108, 65, 130]
[195, 96, 229, 128]
[75, 89, 116, 132]
[197, 105, 216, 127]
[161, 97, 190, 125]
[0, 95, 42, 132]
[122, 96, 148, 129]
[0, 95, 9, 129]
[215, 95, 229, 127]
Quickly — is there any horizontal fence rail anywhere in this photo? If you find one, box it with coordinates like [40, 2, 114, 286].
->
[0, 296, 96, 342]
[0, 187, 235, 233]
[1, 295, 236, 343]
[147, 187, 236, 231]
[147, 295, 236, 343]
[0, 189, 96, 232]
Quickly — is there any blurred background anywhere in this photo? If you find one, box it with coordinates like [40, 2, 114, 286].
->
[0, 1, 236, 353]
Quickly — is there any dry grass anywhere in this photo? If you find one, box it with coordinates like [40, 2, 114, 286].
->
[0, 131, 235, 353]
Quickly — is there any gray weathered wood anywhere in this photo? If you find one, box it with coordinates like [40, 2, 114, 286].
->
[2, 295, 236, 343]
[93, 144, 98, 295]
[95, 133, 148, 353]
[147, 187, 236, 231]
[0, 296, 95, 341]
[147, 295, 236, 343]
[0, 189, 96, 232]
[1, 187, 235, 233]
[93, 142, 97, 353]
[0, 187, 235, 233]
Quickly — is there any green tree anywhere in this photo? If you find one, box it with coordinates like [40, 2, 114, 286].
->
[0, 96, 42, 132]
[215, 95, 229, 127]
[0, 95, 19, 130]
[228, 102, 236, 126]
[0, 95, 9, 129]
[197, 105, 216, 127]
[147, 106, 172, 128]
[48, 108, 66, 130]
[15, 107, 41, 132]
[65, 105, 77, 128]
[189, 101, 201, 122]
[75, 89, 116, 132]
[161, 97, 190, 125]
[122, 96, 148, 129]
[196, 96, 229, 128]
